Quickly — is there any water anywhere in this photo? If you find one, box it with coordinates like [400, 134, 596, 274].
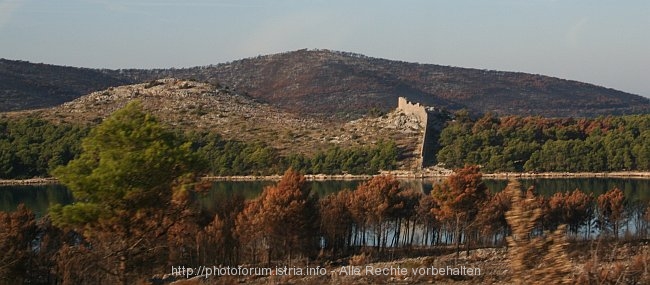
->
[3, 178, 650, 245]
[0, 184, 73, 217]
[2, 178, 650, 214]
[482, 178, 650, 200]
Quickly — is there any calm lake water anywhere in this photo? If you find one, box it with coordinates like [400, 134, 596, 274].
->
[2, 178, 650, 216]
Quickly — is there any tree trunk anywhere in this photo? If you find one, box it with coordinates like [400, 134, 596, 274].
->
[455, 215, 461, 260]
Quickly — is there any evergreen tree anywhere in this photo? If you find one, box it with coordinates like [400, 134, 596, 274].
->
[49, 101, 203, 284]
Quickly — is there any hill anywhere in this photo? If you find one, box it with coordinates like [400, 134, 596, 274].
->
[12, 79, 424, 169]
[0, 59, 133, 112]
[116, 49, 650, 118]
[3, 50, 650, 118]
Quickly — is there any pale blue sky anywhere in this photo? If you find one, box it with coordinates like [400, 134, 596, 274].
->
[1, 0, 649, 97]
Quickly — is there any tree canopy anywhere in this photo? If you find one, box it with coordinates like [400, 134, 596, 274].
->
[437, 113, 650, 172]
[50, 101, 202, 228]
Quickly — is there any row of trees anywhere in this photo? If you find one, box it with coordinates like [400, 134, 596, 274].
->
[437, 112, 650, 172]
[1, 166, 641, 284]
[3, 107, 647, 179]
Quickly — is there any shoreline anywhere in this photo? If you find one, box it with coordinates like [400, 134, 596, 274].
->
[3, 171, 650, 186]
[0, 177, 60, 186]
[481, 171, 650, 179]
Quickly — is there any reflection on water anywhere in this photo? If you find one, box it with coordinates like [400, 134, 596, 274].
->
[482, 178, 650, 201]
[2, 178, 650, 215]
[0, 184, 73, 216]
[196, 180, 364, 213]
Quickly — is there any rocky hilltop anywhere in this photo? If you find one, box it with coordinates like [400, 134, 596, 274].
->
[17, 79, 424, 168]
[3, 50, 650, 118]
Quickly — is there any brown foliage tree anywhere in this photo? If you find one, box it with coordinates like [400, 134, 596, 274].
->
[396, 189, 422, 247]
[319, 190, 354, 257]
[416, 194, 440, 246]
[563, 189, 594, 237]
[0, 204, 38, 284]
[597, 187, 625, 238]
[476, 190, 511, 246]
[234, 199, 265, 264]
[235, 169, 320, 265]
[546, 189, 593, 236]
[197, 190, 244, 266]
[349, 175, 404, 250]
[431, 165, 488, 253]
[197, 214, 229, 266]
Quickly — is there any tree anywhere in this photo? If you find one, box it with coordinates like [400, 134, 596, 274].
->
[504, 180, 572, 284]
[563, 189, 594, 237]
[0, 204, 37, 283]
[597, 187, 625, 238]
[349, 175, 404, 250]
[319, 190, 354, 256]
[431, 165, 488, 255]
[260, 169, 320, 263]
[416, 194, 440, 246]
[234, 199, 265, 264]
[49, 101, 202, 284]
[235, 169, 320, 265]
[475, 190, 511, 246]
[546, 189, 593, 237]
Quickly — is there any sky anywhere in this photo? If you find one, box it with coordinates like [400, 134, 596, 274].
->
[1, 0, 649, 97]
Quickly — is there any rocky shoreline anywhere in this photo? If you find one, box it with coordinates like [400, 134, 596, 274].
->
[482, 171, 650, 179]
[3, 171, 650, 186]
[0, 177, 59, 185]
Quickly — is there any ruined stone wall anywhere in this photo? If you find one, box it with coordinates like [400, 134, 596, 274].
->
[397, 97, 437, 168]
[397, 97, 428, 128]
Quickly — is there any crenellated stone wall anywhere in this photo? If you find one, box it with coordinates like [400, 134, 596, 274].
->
[397, 97, 428, 128]
[397, 97, 440, 168]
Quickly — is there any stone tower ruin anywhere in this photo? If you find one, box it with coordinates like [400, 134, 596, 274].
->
[397, 97, 440, 168]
